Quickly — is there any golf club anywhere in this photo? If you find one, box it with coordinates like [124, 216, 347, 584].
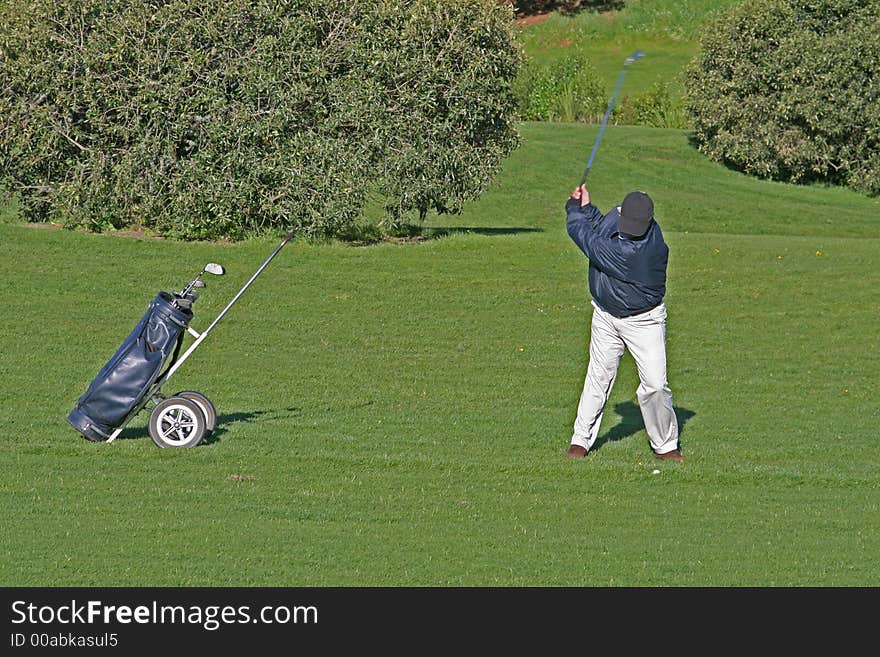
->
[579, 49, 645, 187]
[161, 230, 295, 383]
[179, 262, 226, 299]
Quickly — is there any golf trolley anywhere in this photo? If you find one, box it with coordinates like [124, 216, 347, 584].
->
[67, 231, 295, 448]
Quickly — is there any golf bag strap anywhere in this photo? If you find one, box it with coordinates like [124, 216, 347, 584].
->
[157, 331, 186, 382]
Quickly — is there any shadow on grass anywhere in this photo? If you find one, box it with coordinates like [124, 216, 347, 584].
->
[341, 224, 544, 245]
[427, 226, 544, 238]
[116, 407, 302, 446]
[591, 401, 695, 453]
[514, 1, 625, 18]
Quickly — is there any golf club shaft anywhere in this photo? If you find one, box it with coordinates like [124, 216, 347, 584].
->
[579, 51, 644, 187]
[201, 230, 296, 337]
[160, 230, 296, 382]
[179, 269, 206, 299]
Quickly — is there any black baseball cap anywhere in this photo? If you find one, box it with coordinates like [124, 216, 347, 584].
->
[619, 191, 654, 236]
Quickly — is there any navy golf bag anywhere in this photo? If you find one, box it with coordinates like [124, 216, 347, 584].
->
[67, 292, 193, 442]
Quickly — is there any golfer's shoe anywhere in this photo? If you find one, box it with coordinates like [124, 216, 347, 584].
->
[654, 449, 685, 462]
[566, 444, 589, 459]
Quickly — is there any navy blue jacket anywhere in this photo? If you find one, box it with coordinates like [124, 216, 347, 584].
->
[566, 198, 668, 318]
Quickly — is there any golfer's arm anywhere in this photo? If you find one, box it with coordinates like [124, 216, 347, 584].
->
[566, 201, 604, 256]
[581, 237, 631, 280]
[565, 197, 601, 220]
[567, 207, 631, 279]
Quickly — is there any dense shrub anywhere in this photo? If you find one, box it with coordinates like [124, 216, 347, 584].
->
[0, 0, 521, 239]
[360, 0, 522, 226]
[513, 51, 606, 121]
[615, 82, 687, 129]
[683, 0, 880, 195]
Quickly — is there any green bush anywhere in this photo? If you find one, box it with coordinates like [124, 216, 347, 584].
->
[513, 51, 606, 122]
[0, 0, 521, 240]
[616, 82, 687, 129]
[359, 0, 522, 227]
[683, 0, 880, 195]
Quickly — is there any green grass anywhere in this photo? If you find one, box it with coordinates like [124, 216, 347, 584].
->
[514, 0, 746, 107]
[1, 123, 879, 586]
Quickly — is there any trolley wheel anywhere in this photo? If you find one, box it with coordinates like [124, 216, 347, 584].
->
[174, 390, 216, 434]
[148, 396, 207, 448]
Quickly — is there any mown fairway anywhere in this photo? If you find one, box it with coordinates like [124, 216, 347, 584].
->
[1, 123, 878, 586]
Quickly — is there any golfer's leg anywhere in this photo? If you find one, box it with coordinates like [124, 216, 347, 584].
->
[621, 304, 679, 454]
[571, 306, 625, 451]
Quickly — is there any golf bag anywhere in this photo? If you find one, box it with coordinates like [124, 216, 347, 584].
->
[67, 291, 193, 442]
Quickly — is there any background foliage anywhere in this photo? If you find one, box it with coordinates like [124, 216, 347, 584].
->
[508, 0, 742, 131]
[359, 1, 522, 227]
[683, 0, 880, 195]
[512, 51, 606, 122]
[0, 0, 521, 239]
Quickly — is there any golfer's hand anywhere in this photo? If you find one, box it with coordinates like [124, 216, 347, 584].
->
[570, 185, 590, 207]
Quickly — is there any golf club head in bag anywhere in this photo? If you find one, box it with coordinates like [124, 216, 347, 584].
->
[579, 50, 645, 187]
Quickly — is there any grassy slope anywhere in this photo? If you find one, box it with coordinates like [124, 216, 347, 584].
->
[1, 123, 879, 586]
[515, 0, 746, 102]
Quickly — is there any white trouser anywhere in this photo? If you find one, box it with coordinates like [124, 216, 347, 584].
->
[571, 301, 679, 454]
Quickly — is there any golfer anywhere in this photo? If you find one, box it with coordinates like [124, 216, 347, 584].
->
[565, 185, 683, 461]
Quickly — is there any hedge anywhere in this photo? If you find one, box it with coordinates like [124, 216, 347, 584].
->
[683, 0, 880, 195]
[0, 0, 521, 239]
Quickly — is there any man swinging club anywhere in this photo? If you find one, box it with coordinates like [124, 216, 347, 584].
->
[565, 185, 684, 461]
